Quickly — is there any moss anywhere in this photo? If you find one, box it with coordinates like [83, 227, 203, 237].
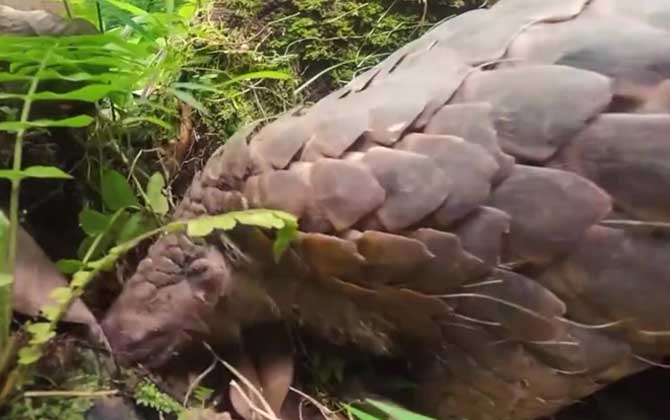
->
[2, 341, 113, 420]
[232, 0, 477, 91]
[200, 0, 479, 136]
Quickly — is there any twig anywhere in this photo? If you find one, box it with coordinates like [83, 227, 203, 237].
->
[293, 59, 360, 96]
[289, 386, 338, 420]
[61, 0, 72, 18]
[173, 103, 194, 167]
[230, 381, 278, 420]
[298, 399, 306, 420]
[419, 0, 428, 23]
[23, 389, 118, 398]
[202, 342, 280, 420]
[183, 357, 218, 406]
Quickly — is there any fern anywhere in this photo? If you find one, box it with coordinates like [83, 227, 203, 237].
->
[191, 385, 214, 407]
[0, 30, 150, 353]
[134, 379, 184, 415]
[0, 2, 183, 401]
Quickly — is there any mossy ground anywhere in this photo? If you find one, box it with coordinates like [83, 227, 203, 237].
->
[197, 0, 480, 136]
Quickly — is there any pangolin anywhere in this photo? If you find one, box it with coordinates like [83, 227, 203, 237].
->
[101, 1, 670, 419]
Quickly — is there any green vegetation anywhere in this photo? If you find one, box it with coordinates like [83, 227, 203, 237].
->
[0, 0, 297, 415]
[134, 379, 184, 416]
[197, 0, 477, 134]
[345, 399, 439, 420]
[3, 344, 113, 420]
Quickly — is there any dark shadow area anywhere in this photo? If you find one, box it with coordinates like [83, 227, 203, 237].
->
[555, 368, 670, 420]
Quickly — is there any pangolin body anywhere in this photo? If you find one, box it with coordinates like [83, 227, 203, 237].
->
[102, 1, 670, 419]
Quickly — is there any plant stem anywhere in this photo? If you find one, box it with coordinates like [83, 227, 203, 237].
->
[23, 389, 118, 398]
[62, 0, 72, 19]
[81, 207, 128, 264]
[2, 46, 54, 351]
[95, 0, 105, 33]
[0, 334, 19, 379]
[0, 334, 22, 407]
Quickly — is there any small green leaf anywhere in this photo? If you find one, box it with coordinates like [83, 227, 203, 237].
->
[26, 322, 52, 338]
[79, 208, 111, 236]
[234, 211, 285, 230]
[38, 115, 94, 128]
[49, 287, 73, 305]
[0, 273, 11, 288]
[23, 166, 73, 179]
[0, 73, 30, 82]
[273, 221, 297, 263]
[77, 236, 96, 260]
[36, 69, 119, 83]
[117, 212, 155, 243]
[171, 82, 220, 93]
[185, 211, 297, 254]
[186, 214, 236, 237]
[71, 271, 91, 289]
[220, 70, 292, 86]
[56, 259, 83, 274]
[0, 166, 73, 181]
[18, 346, 42, 365]
[41, 305, 61, 322]
[0, 212, 11, 288]
[122, 116, 174, 131]
[0, 115, 94, 131]
[0, 93, 24, 101]
[343, 405, 380, 420]
[101, 0, 148, 16]
[146, 172, 169, 216]
[30, 330, 56, 345]
[177, 0, 196, 18]
[108, 245, 124, 256]
[167, 88, 208, 115]
[192, 386, 214, 405]
[30, 84, 120, 102]
[101, 169, 139, 211]
[134, 379, 184, 414]
[87, 254, 118, 272]
[0, 209, 8, 230]
[0, 105, 16, 118]
[366, 400, 437, 420]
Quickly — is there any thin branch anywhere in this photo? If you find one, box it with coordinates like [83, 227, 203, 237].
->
[183, 357, 218, 406]
[289, 386, 338, 420]
[230, 381, 278, 420]
[23, 389, 118, 398]
[62, 0, 72, 18]
[202, 342, 280, 420]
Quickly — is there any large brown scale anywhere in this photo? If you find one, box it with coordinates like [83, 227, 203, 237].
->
[101, 1, 670, 419]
